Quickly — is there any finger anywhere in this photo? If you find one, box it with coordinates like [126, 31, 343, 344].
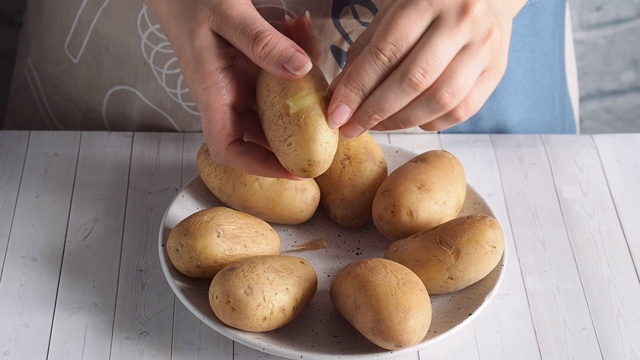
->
[214, 1, 312, 79]
[236, 109, 271, 150]
[419, 53, 508, 132]
[193, 36, 295, 179]
[201, 86, 294, 179]
[327, 2, 436, 130]
[370, 42, 494, 132]
[202, 105, 296, 179]
[326, 22, 373, 95]
[341, 15, 469, 136]
[327, 4, 399, 98]
[288, 11, 322, 63]
[200, 87, 294, 179]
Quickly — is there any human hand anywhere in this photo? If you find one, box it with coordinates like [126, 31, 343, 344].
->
[327, 0, 527, 137]
[144, 0, 317, 178]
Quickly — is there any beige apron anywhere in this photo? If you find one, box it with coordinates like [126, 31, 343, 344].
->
[4, 0, 382, 131]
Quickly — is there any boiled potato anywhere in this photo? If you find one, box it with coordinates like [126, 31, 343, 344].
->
[330, 258, 432, 350]
[167, 207, 280, 278]
[384, 214, 504, 294]
[197, 143, 320, 225]
[256, 64, 339, 178]
[314, 132, 387, 228]
[372, 149, 466, 240]
[209, 255, 318, 332]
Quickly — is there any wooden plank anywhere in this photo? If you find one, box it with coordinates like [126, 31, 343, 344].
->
[181, 132, 203, 182]
[0, 131, 81, 360]
[430, 134, 540, 360]
[420, 326, 479, 360]
[170, 132, 234, 360]
[593, 134, 640, 273]
[110, 132, 184, 360]
[572, 135, 640, 359]
[233, 343, 420, 360]
[388, 133, 441, 151]
[0, 131, 29, 272]
[233, 343, 291, 360]
[491, 134, 601, 360]
[47, 132, 133, 360]
[172, 302, 234, 360]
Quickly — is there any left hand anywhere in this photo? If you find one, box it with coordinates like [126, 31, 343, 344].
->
[326, 0, 527, 137]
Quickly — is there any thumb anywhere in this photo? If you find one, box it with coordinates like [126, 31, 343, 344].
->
[215, 4, 312, 79]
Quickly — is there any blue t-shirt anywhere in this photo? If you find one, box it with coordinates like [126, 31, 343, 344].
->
[329, 0, 576, 134]
[444, 0, 577, 134]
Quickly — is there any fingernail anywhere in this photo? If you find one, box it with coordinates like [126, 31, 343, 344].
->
[284, 14, 293, 25]
[283, 50, 312, 76]
[328, 103, 352, 129]
[304, 11, 315, 35]
[340, 122, 365, 139]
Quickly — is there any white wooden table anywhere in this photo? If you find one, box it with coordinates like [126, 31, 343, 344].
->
[0, 131, 639, 360]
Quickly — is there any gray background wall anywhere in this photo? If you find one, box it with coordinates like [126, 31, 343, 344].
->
[570, 0, 640, 133]
[1, 0, 638, 132]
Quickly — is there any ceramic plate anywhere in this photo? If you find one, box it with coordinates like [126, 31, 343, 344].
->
[159, 144, 505, 359]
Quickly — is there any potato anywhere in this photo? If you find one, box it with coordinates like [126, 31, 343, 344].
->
[209, 255, 318, 332]
[314, 132, 387, 228]
[330, 258, 432, 350]
[167, 207, 280, 278]
[384, 214, 505, 294]
[372, 149, 466, 240]
[197, 143, 320, 225]
[256, 64, 339, 178]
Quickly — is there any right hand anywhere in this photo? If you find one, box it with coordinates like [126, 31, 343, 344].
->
[144, 0, 315, 178]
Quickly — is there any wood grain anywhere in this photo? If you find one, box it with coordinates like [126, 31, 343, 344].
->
[3, 131, 638, 359]
[0, 131, 29, 272]
[388, 133, 442, 151]
[170, 132, 235, 359]
[110, 132, 184, 360]
[593, 134, 640, 275]
[492, 134, 601, 360]
[544, 134, 640, 359]
[440, 134, 540, 360]
[47, 132, 133, 359]
[0, 131, 80, 359]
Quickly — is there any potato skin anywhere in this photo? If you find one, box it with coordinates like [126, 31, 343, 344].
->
[372, 150, 466, 240]
[314, 132, 388, 228]
[196, 143, 320, 225]
[209, 255, 318, 332]
[256, 65, 339, 178]
[384, 214, 505, 294]
[330, 258, 432, 350]
[167, 207, 280, 279]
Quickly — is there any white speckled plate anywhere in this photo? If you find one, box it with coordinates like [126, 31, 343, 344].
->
[159, 144, 505, 359]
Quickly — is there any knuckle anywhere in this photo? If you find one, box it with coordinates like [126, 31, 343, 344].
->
[250, 29, 278, 64]
[359, 105, 386, 128]
[340, 74, 370, 102]
[400, 67, 432, 93]
[448, 106, 470, 124]
[450, 96, 483, 124]
[347, 39, 366, 60]
[480, 24, 502, 51]
[461, 0, 489, 21]
[384, 116, 414, 131]
[431, 87, 458, 113]
[369, 40, 404, 71]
